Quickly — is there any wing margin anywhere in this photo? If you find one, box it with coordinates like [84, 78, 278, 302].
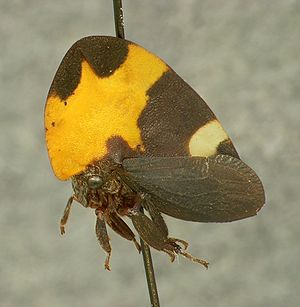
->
[121, 155, 265, 222]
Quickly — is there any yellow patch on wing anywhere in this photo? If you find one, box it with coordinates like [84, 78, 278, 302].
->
[189, 119, 229, 157]
[45, 44, 168, 180]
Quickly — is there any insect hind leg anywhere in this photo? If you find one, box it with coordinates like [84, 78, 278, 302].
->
[129, 205, 209, 268]
[143, 198, 169, 237]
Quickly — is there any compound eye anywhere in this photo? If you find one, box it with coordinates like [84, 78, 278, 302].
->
[87, 176, 103, 189]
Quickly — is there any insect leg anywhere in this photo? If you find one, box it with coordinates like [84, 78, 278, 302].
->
[130, 210, 168, 251]
[179, 250, 209, 268]
[130, 209, 208, 268]
[131, 198, 183, 251]
[95, 211, 112, 271]
[60, 196, 74, 235]
[167, 237, 189, 250]
[106, 211, 141, 253]
[143, 199, 169, 237]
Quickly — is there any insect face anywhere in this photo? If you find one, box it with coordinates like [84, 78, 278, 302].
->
[71, 159, 121, 208]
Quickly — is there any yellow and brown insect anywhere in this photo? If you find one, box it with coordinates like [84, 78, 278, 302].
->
[45, 36, 265, 270]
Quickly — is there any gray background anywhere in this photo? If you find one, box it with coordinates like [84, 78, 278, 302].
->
[1, 0, 299, 306]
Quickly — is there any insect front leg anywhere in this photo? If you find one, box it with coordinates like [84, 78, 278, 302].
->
[60, 196, 74, 235]
[95, 210, 112, 271]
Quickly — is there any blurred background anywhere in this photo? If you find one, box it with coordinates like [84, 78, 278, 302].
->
[1, 0, 299, 306]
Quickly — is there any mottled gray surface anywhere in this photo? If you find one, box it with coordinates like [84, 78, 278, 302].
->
[1, 1, 299, 306]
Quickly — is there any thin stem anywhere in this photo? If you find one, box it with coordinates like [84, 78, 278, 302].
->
[112, 1, 160, 306]
[113, 0, 125, 39]
[140, 216, 160, 307]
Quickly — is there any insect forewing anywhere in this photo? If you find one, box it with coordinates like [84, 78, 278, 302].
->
[121, 155, 265, 223]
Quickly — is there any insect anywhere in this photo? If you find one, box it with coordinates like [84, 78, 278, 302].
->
[44, 36, 265, 270]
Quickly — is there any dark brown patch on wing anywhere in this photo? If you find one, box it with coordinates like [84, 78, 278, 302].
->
[138, 70, 217, 156]
[48, 36, 129, 100]
[106, 136, 141, 164]
[217, 139, 239, 158]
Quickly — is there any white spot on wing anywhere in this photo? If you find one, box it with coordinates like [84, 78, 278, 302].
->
[189, 119, 228, 157]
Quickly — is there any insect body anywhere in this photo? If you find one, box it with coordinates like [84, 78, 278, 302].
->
[45, 36, 265, 270]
